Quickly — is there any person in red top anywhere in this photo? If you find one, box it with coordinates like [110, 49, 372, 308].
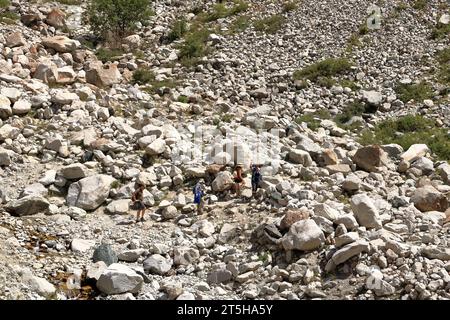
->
[233, 164, 244, 196]
[131, 183, 146, 223]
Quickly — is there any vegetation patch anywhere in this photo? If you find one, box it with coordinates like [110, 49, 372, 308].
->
[177, 25, 212, 67]
[229, 15, 250, 34]
[293, 58, 353, 88]
[394, 81, 433, 103]
[132, 68, 155, 85]
[0, 11, 19, 24]
[48, 0, 83, 4]
[334, 101, 376, 128]
[295, 109, 331, 131]
[254, 14, 285, 34]
[412, 0, 427, 10]
[359, 115, 450, 160]
[95, 47, 125, 63]
[431, 22, 450, 40]
[282, 1, 298, 13]
[167, 18, 187, 42]
[0, 0, 9, 8]
[199, 0, 248, 22]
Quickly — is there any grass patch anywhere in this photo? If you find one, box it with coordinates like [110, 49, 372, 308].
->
[339, 79, 359, 91]
[394, 81, 433, 103]
[0, 11, 18, 24]
[199, 0, 248, 22]
[436, 47, 450, 86]
[430, 23, 450, 40]
[282, 1, 298, 13]
[412, 0, 427, 10]
[95, 48, 125, 63]
[142, 79, 178, 95]
[177, 95, 188, 103]
[132, 68, 155, 85]
[254, 14, 285, 34]
[295, 109, 331, 131]
[293, 58, 353, 87]
[359, 115, 450, 160]
[167, 18, 187, 42]
[358, 23, 369, 35]
[229, 15, 250, 33]
[221, 114, 232, 123]
[0, 0, 9, 8]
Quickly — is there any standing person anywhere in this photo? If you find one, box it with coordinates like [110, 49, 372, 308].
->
[131, 183, 146, 223]
[233, 164, 244, 196]
[193, 180, 205, 214]
[251, 164, 262, 193]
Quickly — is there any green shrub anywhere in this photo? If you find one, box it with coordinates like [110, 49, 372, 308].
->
[293, 58, 353, 87]
[0, 0, 9, 8]
[359, 115, 450, 160]
[394, 81, 433, 103]
[0, 11, 19, 24]
[95, 47, 124, 63]
[339, 79, 359, 91]
[177, 26, 211, 67]
[229, 15, 250, 33]
[142, 78, 178, 94]
[282, 1, 298, 13]
[167, 18, 187, 42]
[86, 0, 153, 42]
[437, 47, 450, 64]
[132, 68, 155, 85]
[358, 24, 369, 35]
[51, 0, 82, 4]
[254, 14, 285, 34]
[295, 109, 331, 131]
[431, 23, 450, 40]
[334, 101, 375, 126]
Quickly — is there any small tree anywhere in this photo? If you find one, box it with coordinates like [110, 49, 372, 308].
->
[86, 0, 153, 44]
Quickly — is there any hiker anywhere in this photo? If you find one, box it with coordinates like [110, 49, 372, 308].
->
[251, 163, 262, 193]
[131, 183, 146, 223]
[193, 180, 205, 214]
[233, 164, 245, 196]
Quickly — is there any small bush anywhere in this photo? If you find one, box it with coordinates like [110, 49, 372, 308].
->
[293, 58, 353, 87]
[437, 47, 450, 64]
[221, 114, 233, 123]
[436, 48, 450, 85]
[132, 68, 155, 85]
[167, 18, 187, 42]
[394, 81, 433, 103]
[358, 24, 369, 35]
[86, 0, 153, 42]
[254, 14, 285, 34]
[295, 109, 331, 131]
[359, 115, 450, 160]
[142, 78, 178, 94]
[282, 2, 298, 13]
[51, 0, 82, 4]
[335, 101, 376, 126]
[95, 47, 125, 63]
[177, 26, 211, 67]
[339, 79, 359, 91]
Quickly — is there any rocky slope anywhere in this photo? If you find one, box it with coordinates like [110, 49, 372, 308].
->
[0, 0, 449, 300]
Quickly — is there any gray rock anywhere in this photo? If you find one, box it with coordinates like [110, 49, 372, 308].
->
[6, 195, 50, 216]
[93, 244, 118, 266]
[66, 174, 115, 210]
[281, 219, 325, 251]
[97, 263, 144, 295]
[71, 239, 95, 253]
[325, 240, 370, 271]
[59, 163, 91, 180]
[350, 194, 382, 229]
[411, 185, 448, 212]
[143, 254, 172, 275]
[173, 247, 200, 265]
[207, 269, 233, 284]
[20, 183, 48, 198]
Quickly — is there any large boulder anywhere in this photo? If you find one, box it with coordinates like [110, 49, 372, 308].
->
[350, 194, 382, 229]
[45, 8, 66, 28]
[6, 195, 50, 216]
[145, 138, 166, 155]
[20, 183, 48, 198]
[33, 60, 58, 84]
[401, 144, 429, 163]
[411, 185, 448, 212]
[59, 163, 91, 180]
[6, 31, 27, 48]
[288, 149, 313, 166]
[22, 273, 56, 298]
[173, 247, 200, 266]
[143, 254, 172, 275]
[96, 263, 144, 295]
[42, 36, 80, 53]
[353, 145, 389, 172]
[281, 219, 325, 251]
[66, 174, 115, 210]
[93, 244, 118, 266]
[325, 240, 370, 272]
[279, 209, 310, 231]
[85, 61, 122, 87]
[362, 90, 382, 106]
[106, 199, 131, 215]
[212, 171, 233, 192]
[12, 100, 31, 115]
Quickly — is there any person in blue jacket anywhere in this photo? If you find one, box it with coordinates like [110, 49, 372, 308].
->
[193, 180, 205, 214]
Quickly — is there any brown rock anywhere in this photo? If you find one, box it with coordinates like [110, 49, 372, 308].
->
[321, 149, 338, 166]
[42, 36, 80, 53]
[326, 164, 352, 174]
[353, 145, 389, 172]
[45, 8, 66, 29]
[33, 59, 58, 84]
[85, 61, 122, 87]
[21, 14, 41, 27]
[411, 185, 449, 212]
[6, 31, 27, 48]
[280, 209, 310, 231]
